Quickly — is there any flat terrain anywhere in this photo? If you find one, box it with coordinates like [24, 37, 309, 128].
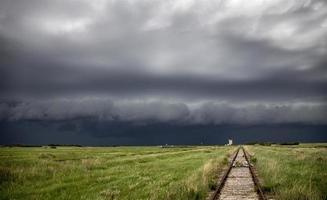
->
[0, 146, 233, 200]
[246, 144, 327, 200]
[1, 144, 326, 200]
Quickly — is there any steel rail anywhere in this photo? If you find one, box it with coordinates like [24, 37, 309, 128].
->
[210, 147, 240, 200]
[242, 147, 267, 200]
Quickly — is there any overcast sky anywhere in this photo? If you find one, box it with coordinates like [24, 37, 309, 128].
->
[1, 0, 327, 126]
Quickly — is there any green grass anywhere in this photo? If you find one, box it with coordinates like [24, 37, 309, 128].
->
[246, 144, 327, 200]
[0, 146, 233, 200]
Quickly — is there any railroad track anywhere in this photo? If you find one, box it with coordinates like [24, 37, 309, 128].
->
[210, 146, 267, 200]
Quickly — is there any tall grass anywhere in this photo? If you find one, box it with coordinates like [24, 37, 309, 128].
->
[0, 146, 233, 200]
[246, 145, 327, 200]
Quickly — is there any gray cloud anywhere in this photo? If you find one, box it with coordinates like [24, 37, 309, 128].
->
[1, 0, 327, 125]
[191, 102, 327, 125]
[1, 99, 326, 125]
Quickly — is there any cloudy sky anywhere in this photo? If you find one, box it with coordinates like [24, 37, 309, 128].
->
[1, 0, 327, 144]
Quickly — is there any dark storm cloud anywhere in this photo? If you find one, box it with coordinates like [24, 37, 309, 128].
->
[1, 0, 327, 125]
[2, 65, 327, 102]
[1, 99, 326, 125]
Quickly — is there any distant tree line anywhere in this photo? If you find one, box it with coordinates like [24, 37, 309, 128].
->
[245, 142, 299, 146]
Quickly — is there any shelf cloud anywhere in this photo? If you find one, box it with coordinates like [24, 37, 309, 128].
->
[1, 0, 327, 142]
[1, 99, 326, 125]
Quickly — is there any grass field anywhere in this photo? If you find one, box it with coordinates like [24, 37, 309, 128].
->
[246, 144, 327, 200]
[0, 146, 233, 200]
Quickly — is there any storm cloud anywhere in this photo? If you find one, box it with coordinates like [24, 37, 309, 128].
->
[1, 0, 327, 139]
[1, 99, 326, 125]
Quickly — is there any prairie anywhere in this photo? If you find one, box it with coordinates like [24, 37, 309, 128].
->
[0, 146, 233, 200]
[246, 144, 327, 200]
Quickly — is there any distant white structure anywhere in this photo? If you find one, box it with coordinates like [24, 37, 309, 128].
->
[228, 139, 233, 146]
